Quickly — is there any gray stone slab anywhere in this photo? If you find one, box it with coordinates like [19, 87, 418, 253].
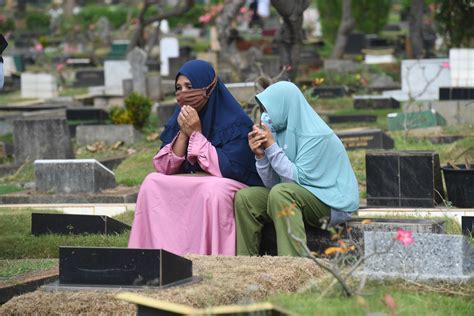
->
[363, 231, 473, 282]
[0, 190, 137, 204]
[75, 125, 142, 145]
[34, 159, 116, 194]
[13, 118, 74, 164]
[156, 103, 178, 128]
[401, 59, 450, 101]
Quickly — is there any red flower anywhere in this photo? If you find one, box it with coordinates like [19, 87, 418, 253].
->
[395, 228, 414, 246]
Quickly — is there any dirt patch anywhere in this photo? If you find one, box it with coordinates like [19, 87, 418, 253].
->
[1, 256, 326, 315]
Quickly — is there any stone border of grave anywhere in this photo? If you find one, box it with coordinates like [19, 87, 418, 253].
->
[0, 203, 135, 217]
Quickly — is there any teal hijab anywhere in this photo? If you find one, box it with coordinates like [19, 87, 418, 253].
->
[256, 81, 359, 212]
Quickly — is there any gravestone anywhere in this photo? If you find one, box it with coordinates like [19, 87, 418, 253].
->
[353, 96, 400, 109]
[126, 47, 148, 95]
[402, 59, 450, 100]
[345, 32, 367, 55]
[160, 37, 179, 77]
[346, 218, 445, 244]
[312, 86, 349, 98]
[76, 125, 142, 145]
[146, 73, 163, 100]
[168, 56, 192, 79]
[462, 216, 473, 236]
[402, 100, 474, 126]
[363, 232, 473, 282]
[13, 118, 74, 164]
[74, 69, 104, 87]
[97, 16, 111, 44]
[58, 247, 193, 287]
[104, 60, 132, 95]
[66, 107, 109, 122]
[65, 58, 94, 68]
[106, 40, 129, 60]
[156, 103, 178, 128]
[366, 151, 443, 207]
[439, 87, 474, 100]
[324, 59, 359, 73]
[0, 141, 13, 159]
[328, 114, 376, 124]
[34, 159, 115, 194]
[336, 128, 394, 150]
[21, 73, 58, 99]
[387, 110, 446, 131]
[31, 213, 130, 236]
[449, 48, 474, 88]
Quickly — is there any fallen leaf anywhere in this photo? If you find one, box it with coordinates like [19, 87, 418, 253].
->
[112, 141, 124, 150]
[146, 132, 159, 142]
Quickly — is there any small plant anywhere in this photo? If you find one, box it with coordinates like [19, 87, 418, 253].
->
[110, 106, 133, 125]
[124, 92, 152, 130]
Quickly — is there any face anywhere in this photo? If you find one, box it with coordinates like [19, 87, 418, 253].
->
[175, 75, 192, 94]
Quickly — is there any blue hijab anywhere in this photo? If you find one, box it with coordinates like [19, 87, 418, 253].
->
[160, 60, 262, 186]
[256, 81, 359, 212]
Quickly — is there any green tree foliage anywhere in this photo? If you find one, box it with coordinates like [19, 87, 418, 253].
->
[168, 3, 206, 28]
[435, 0, 474, 48]
[26, 11, 50, 32]
[0, 16, 15, 33]
[315, 0, 392, 43]
[75, 5, 129, 29]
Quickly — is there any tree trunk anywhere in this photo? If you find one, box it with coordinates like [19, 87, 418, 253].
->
[330, 0, 355, 60]
[215, 0, 246, 58]
[128, 0, 194, 51]
[409, 0, 424, 59]
[63, 0, 75, 17]
[271, 0, 310, 81]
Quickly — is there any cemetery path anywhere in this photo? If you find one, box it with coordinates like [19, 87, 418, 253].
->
[0, 256, 326, 314]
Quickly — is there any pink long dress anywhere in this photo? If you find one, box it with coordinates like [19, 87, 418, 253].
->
[128, 131, 247, 256]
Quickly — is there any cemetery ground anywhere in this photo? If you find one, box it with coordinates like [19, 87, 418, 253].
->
[1, 97, 473, 315]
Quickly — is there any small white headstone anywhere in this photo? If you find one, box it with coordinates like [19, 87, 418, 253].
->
[21, 73, 58, 99]
[365, 54, 396, 64]
[449, 48, 474, 87]
[3, 56, 17, 76]
[160, 37, 179, 76]
[104, 60, 132, 95]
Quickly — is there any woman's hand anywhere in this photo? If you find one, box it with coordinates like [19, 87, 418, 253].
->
[178, 105, 202, 137]
[248, 125, 266, 159]
[259, 122, 275, 149]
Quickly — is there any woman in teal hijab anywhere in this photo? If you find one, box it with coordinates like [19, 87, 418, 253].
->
[235, 81, 359, 256]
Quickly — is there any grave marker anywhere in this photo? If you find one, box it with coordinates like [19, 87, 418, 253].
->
[74, 69, 104, 87]
[34, 159, 116, 194]
[21, 73, 58, 99]
[353, 96, 400, 109]
[366, 151, 443, 207]
[160, 37, 179, 77]
[127, 47, 148, 95]
[387, 110, 446, 131]
[312, 85, 349, 98]
[336, 128, 394, 150]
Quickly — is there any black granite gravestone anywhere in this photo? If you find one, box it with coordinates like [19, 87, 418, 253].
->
[336, 129, 394, 150]
[312, 86, 349, 98]
[439, 87, 474, 100]
[366, 151, 444, 207]
[66, 58, 94, 68]
[31, 213, 130, 236]
[353, 96, 400, 109]
[345, 32, 367, 54]
[461, 216, 473, 236]
[74, 69, 104, 87]
[66, 108, 109, 121]
[59, 247, 192, 287]
[328, 114, 377, 124]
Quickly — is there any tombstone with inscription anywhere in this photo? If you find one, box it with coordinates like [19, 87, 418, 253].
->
[336, 128, 394, 150]
[366, 151, 443, 207]
[13, 118, 74, 164]
[21, 73, 58, 99]
[126, 47, 148, 95]
[74, 69, 104, 87]
[160, 37, 179, 77]
[312, 85, 349, 98]
[439, 87, 474, 100]
[353, 96, 400, 109]
[387, 110, 447, 131]
[34, 159, 115, 194]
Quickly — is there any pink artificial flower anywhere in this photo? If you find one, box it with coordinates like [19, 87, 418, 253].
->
[395, 228, 414, 246]
[56, 63, 65, 72]
[34, 43, 44, 52]
[441, 61, 450, 69]
[240, 6, 248, 14]
[199, 14, 212, 24]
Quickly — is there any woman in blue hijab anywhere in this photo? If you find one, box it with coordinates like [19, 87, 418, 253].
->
[235, 81, 359, 256]
[129, 60, 262, 256]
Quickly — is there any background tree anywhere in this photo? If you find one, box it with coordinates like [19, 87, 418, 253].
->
[409, 0, 424, 58]
[330, 0, 355, 59]
[128, 0, 194, 51]
[435, 0, 474, 48]
[271, 0, 311, 81]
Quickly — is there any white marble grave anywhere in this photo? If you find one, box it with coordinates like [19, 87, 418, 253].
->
[450, 48, 474, 87]
[160, 37, 179, 76]
[104, 60, 132, 95]
[21, 73, 58, 99]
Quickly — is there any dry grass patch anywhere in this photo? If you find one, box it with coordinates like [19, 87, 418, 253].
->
[1, 255, 326, 315]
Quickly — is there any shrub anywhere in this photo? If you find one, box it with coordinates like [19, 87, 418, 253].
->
[26, 11, 50, 32]
[124, 92, 152, 130]
[0, 16, 15, 33]
[110, 106, 133, 125]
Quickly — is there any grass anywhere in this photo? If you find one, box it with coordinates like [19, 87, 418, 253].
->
[0, 183, 23, 195]
[0, 259, 57, 278]
[269, 280, 474, 316]
[0, 208, 134, 259]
